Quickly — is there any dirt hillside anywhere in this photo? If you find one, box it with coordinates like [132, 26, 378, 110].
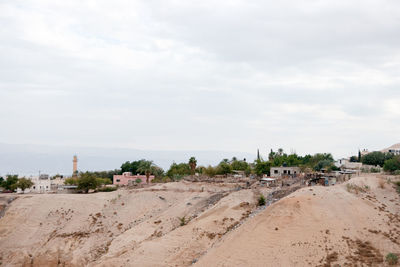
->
[196, 175, 400, 266]
[0, 181, 264, 266]
[0, 175, 399, 266]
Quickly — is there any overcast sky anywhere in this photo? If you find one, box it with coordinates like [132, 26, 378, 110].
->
[1, 0, 400, 159]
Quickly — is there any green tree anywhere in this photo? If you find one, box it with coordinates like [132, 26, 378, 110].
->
[3, 175, 18, 191]
[77, 173, 98, 193]
[231, 159, 249, 171]
[65, 177, 78, 185]
[216, 161, 232, 175]
[16, 178, 34, 193]
[314, 160, 334, 171]
[120, 160, 147, 175]
[254, 159, 271, 177]
[152, 166, 165, 179]
[306, 153, 334, 170]
[166, 162, 191, 180]
[268, 149, 275, 161]
[349, 156, 358, 162]
[204, 165, 216, 177]
[137, 160, 156, 183]
[362, 151, 393, 166]
[188, 157, 197, 175]
[96, 178, 112, 186]
[383, 156, 400, 173]
[80, 170, 119, 183]
[195, 166, 206, 175]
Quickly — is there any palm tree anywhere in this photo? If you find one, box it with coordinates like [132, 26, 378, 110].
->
[137, 160, 155, 183]
[189, 157, 197, 175]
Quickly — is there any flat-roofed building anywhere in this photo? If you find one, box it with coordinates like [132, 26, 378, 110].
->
[270, 166, 300, 178]
[113, 172, 154, 185]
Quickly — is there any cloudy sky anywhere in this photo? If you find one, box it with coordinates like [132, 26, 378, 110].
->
[1, 0, 400, 159]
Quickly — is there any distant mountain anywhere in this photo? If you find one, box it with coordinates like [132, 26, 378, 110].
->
[0, 143, 255, 176]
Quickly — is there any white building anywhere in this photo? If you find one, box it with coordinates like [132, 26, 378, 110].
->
[17, 175, 65, 193]
[270, 166, 300, 178]
[382, 143, 400, 155]
[334, 158, 362, 169]
[30, 175, 52, 193]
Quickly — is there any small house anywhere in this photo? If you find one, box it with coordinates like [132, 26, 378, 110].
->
[270, 167, 300, 178]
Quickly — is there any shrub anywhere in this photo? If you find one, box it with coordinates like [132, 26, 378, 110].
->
[386, 253, 398, 265]
[394, 181, 400, 194]
[378, 179, 385, 189]
[98, 187, 117, 192]
[96, 178, 112, 186]
[346, 183, 368, 194]
[258, 195, 266, 206]
[135, 178, 142, 184]
[384, 156, 400, 172]
[65, 177, 78, 185]
[179, 216, 187, 226]
[370, 167, 380, 173]
[204, 165, 216, 177]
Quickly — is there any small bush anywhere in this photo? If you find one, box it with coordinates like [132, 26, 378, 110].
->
[346, 183, 368, 194]
[135, 178, 142, 184]
[394, 181, 400, 194]
[370, 167, 380, 173]
[65, 177, 78, 185]
[179, 216, 187, 226]
[378, 179, 385, 189]
[386, 253, 398, 265]
[258, 195, 266, 206]
[98, 187, 117, 192]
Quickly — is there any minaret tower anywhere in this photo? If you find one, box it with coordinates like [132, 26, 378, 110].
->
[73, 155, 78, 177]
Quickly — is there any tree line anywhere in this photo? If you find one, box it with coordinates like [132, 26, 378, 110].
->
[0, 175, 34, 193]
[3, 149, 400, 193]
[114, 149, 339, 181]
[359, 151, 400, 173]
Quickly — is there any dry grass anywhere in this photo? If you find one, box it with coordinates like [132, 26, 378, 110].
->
[378, 179, 385, 189]
[346, 184, 369, 194]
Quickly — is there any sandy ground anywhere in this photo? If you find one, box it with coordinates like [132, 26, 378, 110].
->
[196, 174, 400, 266]
[0, 181, 264, 266]
[0, 174, 399, 266]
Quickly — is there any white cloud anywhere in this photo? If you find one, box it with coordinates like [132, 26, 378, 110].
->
[0, 0, 399, 160]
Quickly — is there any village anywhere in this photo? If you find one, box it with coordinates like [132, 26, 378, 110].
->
[1, 143, 399, 195]
[0, 144, 400, 266]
